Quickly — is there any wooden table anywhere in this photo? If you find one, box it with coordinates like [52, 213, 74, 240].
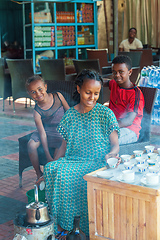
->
[84, 167, 160, 240]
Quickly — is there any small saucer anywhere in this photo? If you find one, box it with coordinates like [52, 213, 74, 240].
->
[96, 171, 113, 179]
[140, 177, 160, 187]
[117, 174, 135, 184]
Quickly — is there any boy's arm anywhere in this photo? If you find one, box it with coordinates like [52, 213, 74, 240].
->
[34, 111, 53, 162]
[118, 111, 137, 128]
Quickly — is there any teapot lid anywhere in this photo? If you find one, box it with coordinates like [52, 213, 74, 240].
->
[26, 201, 47, 209]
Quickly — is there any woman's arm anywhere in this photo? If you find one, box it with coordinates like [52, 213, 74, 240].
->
[54, 138, 66, 160]
[105, 130, 119, 162]
[57, 92, 70, 111]
[34, 111, 53, 162]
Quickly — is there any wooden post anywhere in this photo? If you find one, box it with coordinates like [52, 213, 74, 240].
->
[103, 0, 110, 55]
[113, 0, 118, 57]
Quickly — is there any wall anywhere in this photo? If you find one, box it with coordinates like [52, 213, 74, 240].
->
[97, 0, 114, 55]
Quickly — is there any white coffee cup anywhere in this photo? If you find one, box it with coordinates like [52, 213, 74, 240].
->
[145, 145, 155, 153]
[135, 156, 146, 164]
[147, 152, 158, 160]
[137, 163, 148, 173]
[122, 170, 135, 182]
[120, 154, 131, 163]
[107, 158, 118, 169]
[146, 173, 159, 185]
[149, 166, 159, 174]
[133, 150, 143, 158]
[124, 162, 134, 170]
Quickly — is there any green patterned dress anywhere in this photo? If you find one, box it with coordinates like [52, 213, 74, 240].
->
[44, 103, 119, 236]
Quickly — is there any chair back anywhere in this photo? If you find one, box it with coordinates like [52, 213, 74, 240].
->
[87, 49, 109, 72]
[130, 49, 153, 70]
[118, 51, 142, 68]
[130, 67, 140, 85]
[0, 58, 12, 100]
[6, 59, 33, 102]
[46, 80, 77, 107]
[73, 59, 101, 74]
[39, 59, 66, 81]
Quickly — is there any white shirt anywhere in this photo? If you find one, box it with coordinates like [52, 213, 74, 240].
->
[119, 38, 143, 52]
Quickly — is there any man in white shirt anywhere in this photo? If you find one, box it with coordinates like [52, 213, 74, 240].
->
[119, 28, 143, 52]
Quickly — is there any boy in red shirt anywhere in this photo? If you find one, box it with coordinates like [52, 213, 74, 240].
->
[104, 55, 144, 145]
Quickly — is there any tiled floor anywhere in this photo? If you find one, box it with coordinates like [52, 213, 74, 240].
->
[0, 99, 37, 240]
[0, 98, 160, 240]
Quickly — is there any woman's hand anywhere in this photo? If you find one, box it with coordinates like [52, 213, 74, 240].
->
[105, 152, 118, 160]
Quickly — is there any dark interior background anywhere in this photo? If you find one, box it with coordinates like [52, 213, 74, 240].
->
[0, 0, 23, 47]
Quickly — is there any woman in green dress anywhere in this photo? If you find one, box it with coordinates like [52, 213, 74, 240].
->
[44, 69, 120, 239]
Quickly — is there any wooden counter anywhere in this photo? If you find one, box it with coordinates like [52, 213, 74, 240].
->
[83, 167, 160, 240]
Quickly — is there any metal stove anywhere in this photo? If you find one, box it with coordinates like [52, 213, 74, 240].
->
[14, 214, 55, 240]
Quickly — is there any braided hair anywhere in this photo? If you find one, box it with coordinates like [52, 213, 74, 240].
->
[73, 69, 103, 103]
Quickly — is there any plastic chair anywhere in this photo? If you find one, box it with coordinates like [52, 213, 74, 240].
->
[40, 59, 77, 82]
[87, 48, 110, 73]
[6, 59, 34, 112]
[130, 49, 153, 70]
[39, 59, 66, 81]
[73, 59, 101, 74]
[130, 66, 141, 85]
[118, 51, 142, 68]
[0, 58, 12, 111]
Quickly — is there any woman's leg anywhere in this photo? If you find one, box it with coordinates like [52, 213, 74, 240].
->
[27, 139, 42, 179]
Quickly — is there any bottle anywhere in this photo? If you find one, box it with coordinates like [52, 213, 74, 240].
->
[148, 67, 155, 88]
[66, 216, 86, 240]
[153, 69, 158, 88]
[139, 67, 146, 86]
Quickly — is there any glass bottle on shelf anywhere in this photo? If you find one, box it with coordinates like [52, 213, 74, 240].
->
[66, 216, 86, 240]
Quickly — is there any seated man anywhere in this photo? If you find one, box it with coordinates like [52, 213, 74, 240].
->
[104, 55, 144, 145]
[119, 27, 143, 52]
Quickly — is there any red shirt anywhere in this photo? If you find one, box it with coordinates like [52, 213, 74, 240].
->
[109, 79, 145, 139]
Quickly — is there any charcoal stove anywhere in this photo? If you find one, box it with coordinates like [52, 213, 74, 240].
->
[14, 214, 55, 240]
[14, 185, 55, 239]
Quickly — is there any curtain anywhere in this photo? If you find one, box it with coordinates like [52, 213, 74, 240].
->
[121, 0, 160, 48]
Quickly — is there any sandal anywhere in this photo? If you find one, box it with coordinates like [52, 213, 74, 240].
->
[36, 175, 45, 191]
[55, 230, 68, 240]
